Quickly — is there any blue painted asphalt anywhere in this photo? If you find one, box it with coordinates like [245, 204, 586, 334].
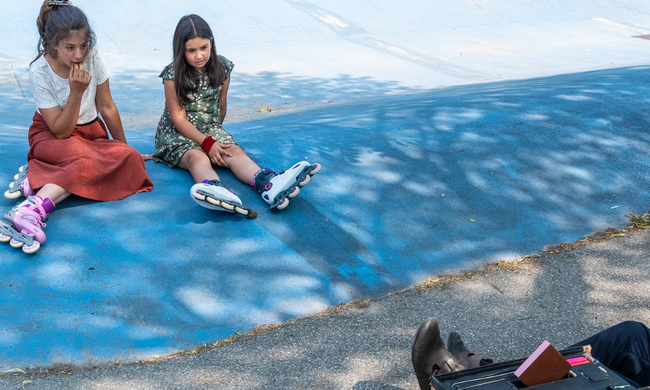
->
[1, 0, 650, 367]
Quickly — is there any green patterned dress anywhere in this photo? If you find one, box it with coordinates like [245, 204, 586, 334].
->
[153, 55, 236, 167]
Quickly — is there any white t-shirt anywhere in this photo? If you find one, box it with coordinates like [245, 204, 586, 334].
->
[29, 47, 109, 125]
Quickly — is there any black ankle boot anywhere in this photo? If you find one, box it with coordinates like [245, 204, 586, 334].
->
[412, 318, 465, 390]
[447, 331, 493, 369]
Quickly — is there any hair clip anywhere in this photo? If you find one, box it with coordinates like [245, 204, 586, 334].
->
[48, 0, 71, 5]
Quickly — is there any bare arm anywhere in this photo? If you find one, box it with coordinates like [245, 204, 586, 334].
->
[164, 79, 232, 165]
[219, 76, 230, 124]
[165, 79, 207, 144]
[39, 64, 90, 139]
[96, 79, 127, 144]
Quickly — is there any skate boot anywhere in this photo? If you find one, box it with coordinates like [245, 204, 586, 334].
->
[5, 164, 33, 199]
[0, 196, 47, 254]
[254, 161, 321, 211]
[190, 180, 257, 219]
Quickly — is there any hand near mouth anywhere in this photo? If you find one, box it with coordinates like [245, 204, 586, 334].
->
[69, 63, 92, 96]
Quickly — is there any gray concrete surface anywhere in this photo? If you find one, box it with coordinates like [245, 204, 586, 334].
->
[1, 228, 648, 389]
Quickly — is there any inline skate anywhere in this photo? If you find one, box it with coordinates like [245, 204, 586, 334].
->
[0, 196, 47, 254]
[254, 161, 321, 211]
[190, 180, 257, 219]
[5, 163, 32, 199]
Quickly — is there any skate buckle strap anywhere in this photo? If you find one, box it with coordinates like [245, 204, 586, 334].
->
[251, 169, 264, 188]
[207, 180, 237, 195]
[18, 207, 46, 228]
[24, 197, 47, 225]
[253, 168, 277, 194]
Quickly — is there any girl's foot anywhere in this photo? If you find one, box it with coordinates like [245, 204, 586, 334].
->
[190, 180, 257, 219]
[5, 164, 33, 199]
[254, 161, 321, 211]
[0, 196, 47, 254]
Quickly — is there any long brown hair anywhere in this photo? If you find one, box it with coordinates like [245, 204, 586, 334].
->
[31, 0, 95, 66]
[172, 15, 226, 106]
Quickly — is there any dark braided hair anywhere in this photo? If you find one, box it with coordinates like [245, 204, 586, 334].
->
[31, 0, 95, 66]
[172, 14, 226, 106]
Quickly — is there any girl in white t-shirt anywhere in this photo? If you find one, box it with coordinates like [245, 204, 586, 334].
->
[0, 0, 153, 253]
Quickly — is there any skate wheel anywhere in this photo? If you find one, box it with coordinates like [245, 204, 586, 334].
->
[310, 163, 321, 175]
[192, 192, 207, 201]
[206, 197, 221, 206]
[288, 186, 300, 198]
[0, 233, 11, 243]
[13, 173, 19, 181]
[9, 181, 14, 189]
[298, 175, 311, 187]
[10, 238, 24, 248]
[4, 189, 21, 199]
[23, 241, 40, 254]
[222, 202, 235, 211]
[276, 198, 289, 210]
[236, 206, 256, 219]
[18, 165, 25, 173]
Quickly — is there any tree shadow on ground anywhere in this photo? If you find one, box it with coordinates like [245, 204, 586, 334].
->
[1, 230, 646, 389]
[0, 66, 649, 368]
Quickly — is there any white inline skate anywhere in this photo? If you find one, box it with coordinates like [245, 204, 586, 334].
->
[190, 180, 257, 219]
[0, 196, 47, 254]
[254, 161, 321, 211]
[5, 163, 32, 199]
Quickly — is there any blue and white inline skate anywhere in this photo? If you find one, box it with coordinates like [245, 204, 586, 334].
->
[190, 180, 257, 219]
[254, 161, 321, 211]
[5, 163, 32, 199]
[0, 196, 47, 254]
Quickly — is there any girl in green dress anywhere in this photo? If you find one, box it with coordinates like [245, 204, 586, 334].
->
[153, 15, 320, 219]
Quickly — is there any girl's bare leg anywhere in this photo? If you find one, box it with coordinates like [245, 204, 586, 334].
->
[221, 145, 261, 184]
[179, 149, 220, 183]
[36, 184, 71, 205]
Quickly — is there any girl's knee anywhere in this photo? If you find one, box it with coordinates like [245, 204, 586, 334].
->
[228, 144, 246, 157]
[183, 148, 211, 167]
[227, 145, 253, 163]
[126, 145, 142, 158]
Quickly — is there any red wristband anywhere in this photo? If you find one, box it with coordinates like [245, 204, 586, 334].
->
[201, 136, 216, 153]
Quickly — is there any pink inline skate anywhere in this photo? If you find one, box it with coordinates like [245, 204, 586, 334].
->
[0, 196, 47, 254]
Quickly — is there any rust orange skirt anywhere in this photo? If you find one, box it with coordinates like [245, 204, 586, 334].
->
[27, 112, 153, 201]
